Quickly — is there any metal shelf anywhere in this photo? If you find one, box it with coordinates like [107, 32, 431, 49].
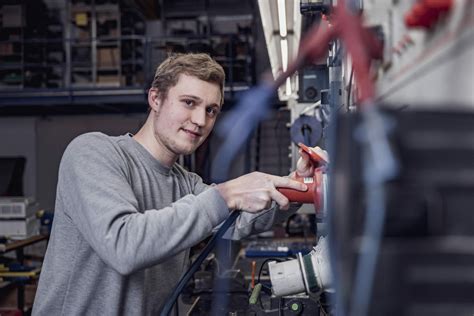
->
[0, 1, 256, 112]
[0, 87, 147, 106]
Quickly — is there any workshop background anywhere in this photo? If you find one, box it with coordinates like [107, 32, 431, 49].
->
[1, 0, 474, 315]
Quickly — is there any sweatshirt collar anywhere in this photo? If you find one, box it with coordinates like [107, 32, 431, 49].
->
[122, 133, 173, 175]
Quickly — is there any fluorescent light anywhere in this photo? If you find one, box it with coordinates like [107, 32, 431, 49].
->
[280, 38, 288, 71]
[281, 36, 291, 96]
[258, 0, 301, 100]
[286, 78, 291, 96]
[277, 0, 287, 37]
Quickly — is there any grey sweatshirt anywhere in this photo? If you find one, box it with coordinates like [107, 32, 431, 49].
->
[33, 132, 297, 315]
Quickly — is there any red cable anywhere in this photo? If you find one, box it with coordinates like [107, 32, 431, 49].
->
[274, 0, 383, 107]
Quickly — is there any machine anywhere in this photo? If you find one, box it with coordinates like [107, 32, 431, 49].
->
[251, 0, 473, 315]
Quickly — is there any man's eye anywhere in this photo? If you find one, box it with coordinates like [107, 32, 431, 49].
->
[206, 107, 219, 117]
[184, 99, 194, 106]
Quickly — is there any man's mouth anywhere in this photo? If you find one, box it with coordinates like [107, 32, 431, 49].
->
[181, 128, 202, 138]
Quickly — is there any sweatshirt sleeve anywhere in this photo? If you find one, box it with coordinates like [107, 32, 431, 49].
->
[190, 173, 301, 240]
[220, 203, 300, 240]
[57, 134, 229, 275]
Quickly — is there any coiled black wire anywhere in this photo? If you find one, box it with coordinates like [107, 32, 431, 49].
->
[159, 210, 240, 316]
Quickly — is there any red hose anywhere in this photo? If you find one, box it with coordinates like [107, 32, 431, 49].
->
[273, 0, 383, 106]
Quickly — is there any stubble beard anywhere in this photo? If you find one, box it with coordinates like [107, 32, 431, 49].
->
[153, 123, 201, 157]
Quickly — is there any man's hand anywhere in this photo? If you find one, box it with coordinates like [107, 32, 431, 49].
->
[215, 172, 307, 212]
[294, 146, 328, 178]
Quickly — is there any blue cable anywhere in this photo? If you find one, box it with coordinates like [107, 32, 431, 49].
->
[350, 107, 398, 316]
[211, 83, 275, 182]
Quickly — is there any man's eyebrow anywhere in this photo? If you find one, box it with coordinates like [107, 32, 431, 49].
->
[180, 94, 202, 101]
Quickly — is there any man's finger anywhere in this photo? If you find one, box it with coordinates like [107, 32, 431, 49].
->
[269, 175, 307, 191]
[299, 149, 310, 162]
[269, 189, 290, 210]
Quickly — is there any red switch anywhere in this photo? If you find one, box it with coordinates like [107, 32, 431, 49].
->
[404, 0, 453, 29]
[423, 0, 453, 11]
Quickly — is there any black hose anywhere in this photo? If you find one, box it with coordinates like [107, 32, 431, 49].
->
[159, 210, 240, 316]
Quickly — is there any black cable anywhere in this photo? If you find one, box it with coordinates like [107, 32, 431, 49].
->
[257, 258, 284, 284]
[346, 66, 354, 111]
[160, 211, 240, 316]
[278, 297, 283, 316]
[330, 44, 342, 67]
[302, 124, 311, 146]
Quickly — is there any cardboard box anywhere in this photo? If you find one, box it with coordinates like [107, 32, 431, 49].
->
[97, 75, 121, 87]
[97, 47, 119, 68]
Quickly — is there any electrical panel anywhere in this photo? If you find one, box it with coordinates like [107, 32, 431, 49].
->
[298, 64, 329, 103]
[363, 0, 474, 108]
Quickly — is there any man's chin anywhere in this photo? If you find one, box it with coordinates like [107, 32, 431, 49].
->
[172, 137, 205, 156]
[175, 144, 199, 156]
[180, 149, 195, 156]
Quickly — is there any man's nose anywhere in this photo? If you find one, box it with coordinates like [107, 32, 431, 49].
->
[191, 107, 207, 126]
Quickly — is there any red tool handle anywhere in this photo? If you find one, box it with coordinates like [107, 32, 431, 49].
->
[277, 144, 327, 212]
[278, 174, 317, 204]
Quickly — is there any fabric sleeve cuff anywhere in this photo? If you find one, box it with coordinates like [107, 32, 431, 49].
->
[197, 187, 230, 226]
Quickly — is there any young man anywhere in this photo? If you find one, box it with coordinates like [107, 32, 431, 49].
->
[33, 53, 312, 315]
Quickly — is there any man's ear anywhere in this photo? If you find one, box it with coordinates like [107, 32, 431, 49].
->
[148, 88, 161, 112]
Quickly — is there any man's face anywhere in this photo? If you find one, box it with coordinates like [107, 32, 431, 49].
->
[152, 74, 222, 158]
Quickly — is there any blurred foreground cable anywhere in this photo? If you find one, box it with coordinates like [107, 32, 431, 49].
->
[211, 83, 275, 183]
[350, 106, 399, 316]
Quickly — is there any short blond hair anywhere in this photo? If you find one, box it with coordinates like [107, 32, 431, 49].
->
[151, 53, 226, 105]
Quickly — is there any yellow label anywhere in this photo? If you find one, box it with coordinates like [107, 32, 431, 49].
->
[75, 13, 88, 26]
